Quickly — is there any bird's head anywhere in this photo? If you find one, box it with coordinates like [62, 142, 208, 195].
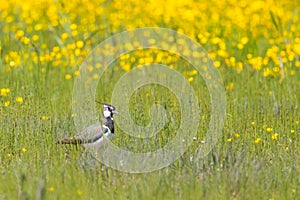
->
[96, 101, 118, 118]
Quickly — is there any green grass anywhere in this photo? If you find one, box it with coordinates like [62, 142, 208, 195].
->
[1, 1, 300, 199]
[0, 54, 299, 200]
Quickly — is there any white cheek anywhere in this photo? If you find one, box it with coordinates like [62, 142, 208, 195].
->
[104, 110, 111, 117]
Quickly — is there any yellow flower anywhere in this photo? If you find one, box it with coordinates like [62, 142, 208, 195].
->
[75, 48, 81, 56]
[271, 133, 279, 140]
[4, 101, 10, 107]
[285, 147, 289, 151]
[41, 116, 49, 120]
[34, 23, 43, 31]
[1, 88, 10, 96]
[249, 56, 263, 71]
[21, 36, 30, 45]
[290, 70, 296, 76]
[9, 61, 16, 67]
[49, 187, 55, 192]
[214, 60, 221, 67]
[7, 153, 12, 158]
[121, 63, 131, 72]
[92, 73, 99, 79]
[290, 129, 295, 134]
[148, 38, 156, 45]
[61, 32, 69, 40]
[70, 23, 77, 30]
[22, 147, 27, 153]
[211, 37, 221, 44]
[227, 138, 232, 142]
[74, 70, 80, 76]
[96, 63, 102, 69]
[266, 127, 273, 133]
[293, 43, 300, 55]
[255, 138, 261, 144]
[237, 43, 244, 50]
[234, 133, 240, 138]
[65, 74, 72, 80]
[226, 82, 234, 91]
[76, 189, 83, 196]
[6, 16, 14, 23]
[72, 30, 78, 37]
[52, 46, 60, 53]
[15, 30, 24, 39]
[76, 40, 84, 49]
[32, 34, 39, 41]
[251, 121, 255, 126]
[241, 37, 249, 45]
[190, 70, 198, 75]
[16, 97, 23, 103]
[188, 77, 194, 82]
[236, 62, 243, 72]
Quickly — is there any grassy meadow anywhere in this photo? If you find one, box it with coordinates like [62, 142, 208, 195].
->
[0, 0, 299, 199]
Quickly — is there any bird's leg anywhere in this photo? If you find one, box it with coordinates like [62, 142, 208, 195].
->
[64, 147, 69, 163]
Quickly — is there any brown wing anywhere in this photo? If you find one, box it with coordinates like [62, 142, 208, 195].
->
[55, 137, 84, 144]
[56, 123, 103, 145]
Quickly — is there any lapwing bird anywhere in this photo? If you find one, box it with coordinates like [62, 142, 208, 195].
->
[56, 102, 117, 147]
